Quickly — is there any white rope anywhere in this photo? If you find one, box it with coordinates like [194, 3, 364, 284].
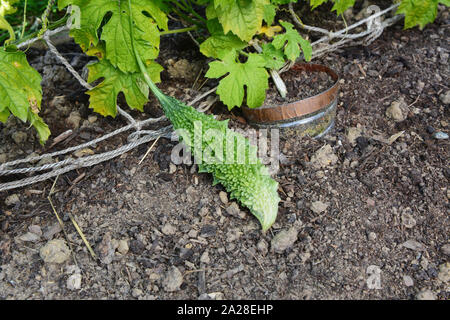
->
[289, 3, 402, 59]
[0, 4, 402, 192]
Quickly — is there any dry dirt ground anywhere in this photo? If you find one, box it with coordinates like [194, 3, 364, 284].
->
[0, 4, 449, 300]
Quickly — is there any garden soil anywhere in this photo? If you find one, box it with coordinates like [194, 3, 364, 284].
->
[0, 4, 449, 300]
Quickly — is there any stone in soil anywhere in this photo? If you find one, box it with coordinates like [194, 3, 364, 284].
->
[386, 99, 409, 122]
[402, 239, 425, 251]
[226, 202, 244, 219]
[346, 126, 363, 145]
[4, 194, 20, 206]
[310, 201, 329, 214]
[43, 223, 62, 240]
[441, 244, 450, 256]
[200, 251, 210, 264]
[117, 240, 129, 255]
[162, 223, 177, 236]
[257, 239, 269, 255]
[66, 111, 82, 129]
[97, 232, 115, 264]
[162, 266, 183, 292]
[437, 262, 450, 283]
[416, 289, 437, 300]
[401, 212, 417, 229]
[67, 273, 82, 290]
[40, 239, 71, 264]
[432, 131, 449, 140]
[439, 89, 450, 104]
[219, 191, 228, 205]
[271, 227, 298, 253]
[310, 144, 338, 168]
[11, 131, 27, 144]
[403, 275, 414, 287]
[18, 232, 40, 242]
[129, 239, 146, 254]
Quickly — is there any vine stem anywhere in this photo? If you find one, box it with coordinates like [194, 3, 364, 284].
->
[0, 15, 15, 44]
[128, 0, 166, 103]
[20, 0, 28, 39]
[38, 0, 56, 38]
[160, 25, 198, 35]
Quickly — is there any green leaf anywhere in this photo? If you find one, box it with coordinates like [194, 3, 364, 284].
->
[205, 52, 269, 109]
[28, 111, 50, 145]
[0, 49, 49, 144]
[59, 0, 167, 73]
[260, 43, 285, 70]
[0, 51, 38, 120]
[211, 0, 267, 41]
[331, 0, 355, 15]
[397, 0, 440, 29]
[0, 0, 19, 16]
[263, 3, 277, 25]
[0, 108, 9, 122]
[309, 0, 329, 10]
[200, 34, 247, 59]
[87, 58, 163, 117]
[272, 21, 312, 61]
[309, 0, 355, 14]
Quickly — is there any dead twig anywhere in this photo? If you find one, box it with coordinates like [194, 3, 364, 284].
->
[48, 176, 78, 266]
[138, 136, 160, 165]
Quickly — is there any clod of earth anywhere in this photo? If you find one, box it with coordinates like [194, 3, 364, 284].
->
[39, 239, 71, 264]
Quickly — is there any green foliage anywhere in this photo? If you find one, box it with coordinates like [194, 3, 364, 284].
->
[207, 0, 267, 42]
[86, 57, 163, 117]
[1, 0, 449, 144]
[205, 51, 269, 109]
[272, 20, 312, 61]
[58, 0, 167, 73]
[57, 0, 167, 118]
[397, 0, 448, 30]
[0, 48, 49, 144]
[308, 0, 356, 15]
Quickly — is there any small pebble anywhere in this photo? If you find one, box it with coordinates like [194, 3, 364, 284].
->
[416, 289, 436, 300]
[432, 131, 449, 140]
[271, 227, 298, 253]
[403, 275, 414, 287]
[219, 191, 228, 205]
[117, 240, 129, 255]
[162, 266, 183, 292]
[5, 194, 20, 206]
[67, 273, 82, 290]
[368, 232, 377, 241]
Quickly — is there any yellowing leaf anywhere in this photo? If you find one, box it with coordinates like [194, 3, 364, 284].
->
[0, 49, 49, 144]
[257, 25, 283, 38]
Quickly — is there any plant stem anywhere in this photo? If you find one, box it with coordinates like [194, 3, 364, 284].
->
[38, 0, 56, 37]
[160, 25, 198, 35]
[20, 0, 28, 39]
[168, 1, 206, 28]
[6, 15, 68, 46]
[0, 15, 15, 44]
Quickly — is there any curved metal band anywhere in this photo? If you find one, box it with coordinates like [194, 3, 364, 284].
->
[242, 63, 340, 123]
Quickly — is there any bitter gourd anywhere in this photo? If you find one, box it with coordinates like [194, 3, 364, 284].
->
[149, 90, 280, 231]
[127, 0, 279, 231]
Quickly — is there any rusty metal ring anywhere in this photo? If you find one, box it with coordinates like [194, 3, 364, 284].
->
[242, 63, 340, 124]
